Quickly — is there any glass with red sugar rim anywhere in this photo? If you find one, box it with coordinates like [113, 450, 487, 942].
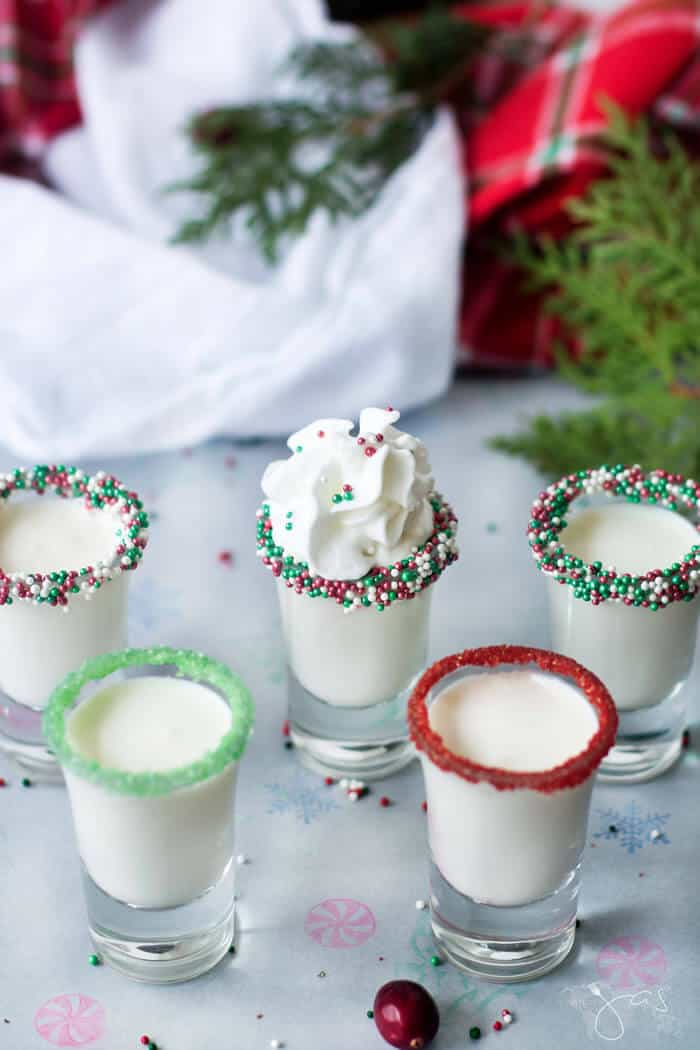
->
[408, 644, 618, 793]
[408, 644, 618, 983]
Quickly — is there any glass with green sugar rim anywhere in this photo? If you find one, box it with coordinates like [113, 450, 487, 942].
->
[44, 646, 254, 984]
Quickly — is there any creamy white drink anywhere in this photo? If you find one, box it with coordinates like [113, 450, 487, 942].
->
[529, 465, 700, 783]
[0, 500, 128, 706]
[547, 503, 699, 710]
[424, 669, 597, 906]
[409, 645, 617, 981]
[44, 647, 254, 983]
[258, 409, 457, 777]
[65, 676, 235, 908]
[0, 467, 148, 775]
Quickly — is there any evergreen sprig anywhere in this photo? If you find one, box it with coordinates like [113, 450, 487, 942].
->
[492, 101, 700, 479]
[168, 9, 489, 261]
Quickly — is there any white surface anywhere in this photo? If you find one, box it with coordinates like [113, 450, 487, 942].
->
[279, 580, 431, 705]
[0, 379, 697, 1049]
[563, 503, 697, 576]
[0, 0, 464, 460]
[0, 500, 118, 574]
[67, 676, 231, 772]
[0, 575, 128, 707]
[262, 409, 434, 581]
[428, 669, 597, 771]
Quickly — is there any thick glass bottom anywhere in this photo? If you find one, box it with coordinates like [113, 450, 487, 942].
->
[83, 861, 235, 984]
[288, 668, 416, 780]
[599, 688, 685, 783]
[429, 861, 579, 982]
[0, 693, 61, 781]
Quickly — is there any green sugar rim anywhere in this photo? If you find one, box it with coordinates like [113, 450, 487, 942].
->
[43, 647, 254, 797]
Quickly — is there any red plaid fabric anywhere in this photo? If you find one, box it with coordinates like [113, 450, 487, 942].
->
[455, 0, 700, 368]
[0, 0, 113, 168]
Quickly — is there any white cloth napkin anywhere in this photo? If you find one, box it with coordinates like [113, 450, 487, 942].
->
[0, 0, 464, 460]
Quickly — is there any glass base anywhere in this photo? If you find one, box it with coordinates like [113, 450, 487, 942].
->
[288, 669, 416, 780]
[599, 690, 685, 783]
[429, 861, 578, 982]
[83, 862, 235, 984]
[0, 694, 61, 781]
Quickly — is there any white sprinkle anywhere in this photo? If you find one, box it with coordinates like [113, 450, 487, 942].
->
[348, 791, 359, 802]
[339, 778, 349, 789]
[650, 829, 661, 841]
[270, 1041, 284, 1049]
[236, 854, 250, 865]
[415, 900, 427, 910]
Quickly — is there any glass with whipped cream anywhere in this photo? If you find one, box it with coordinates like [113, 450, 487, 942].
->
[409, 645, 617, 982]
[257, 408, 458, 779]
[44, 646, 254, 983]
[0, 466, 148, 778]
[528, 466, 699, 782]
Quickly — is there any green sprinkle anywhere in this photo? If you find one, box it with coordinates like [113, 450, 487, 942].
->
[430, 955, 442, 967]
[332, 493, 342, 504]
[343, 491, 354, 500]
[367, 1010, 374, 1019]
[469, 1027, 481, 1041]
[88, 954, 101, 967]
[295, 445, 303, 453]
[21, 777, 32, 788]
[486, 522, 498, 534]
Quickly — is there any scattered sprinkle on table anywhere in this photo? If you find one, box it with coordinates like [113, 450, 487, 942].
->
[650, 828, 661, 841]
[682, 728, 690, 749]
[270, 1040, 284, 1048]
[318, 970, 326, 978]
[284, 740, 294, 750]
[501, 1008, 513, 1025]
[429, 955, 442, 967]
[608, 825, 617, 833]
[379, 796, 391, 808]
[324, 776, 334, 786]
[415, 900, 427, 910]
[486, 522, 499, 533]
[469, 1027, 481, 1041]
[218, 550, 233, 565]
[21, 777, 31, 788]
[493, 1020, 502, 1031]
[0, 777, 6, 787]
[228, 944, 236, 954]
[421, 801, 427, 813]
[88, 953, 101, 967]
[367, 1010, 374, 1019]
[236, 854, 250, 865]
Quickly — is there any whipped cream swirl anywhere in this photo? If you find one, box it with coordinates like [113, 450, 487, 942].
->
[261, 408, 435, 580]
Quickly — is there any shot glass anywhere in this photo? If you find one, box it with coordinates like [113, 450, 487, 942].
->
[259, 495, 458, 779]
[44, 646, 254, 983]
[408, 645, 617, 982]
[0, 466, 148, 778]
[528, 466, 700, 782]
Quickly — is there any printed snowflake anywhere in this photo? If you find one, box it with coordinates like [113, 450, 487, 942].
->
[594, 801, 670, 854]
[129, 580, 182, 641]
[265, 767, 339, 824]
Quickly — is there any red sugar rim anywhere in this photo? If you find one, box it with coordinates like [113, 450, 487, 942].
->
[408, 645, 618, 793]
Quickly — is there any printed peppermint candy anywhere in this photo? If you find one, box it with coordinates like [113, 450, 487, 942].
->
[305, 898, 376, 948]
[35, 994, 105, 1046]
[596, 936, 667, 990]
[527, 465, 700, 610]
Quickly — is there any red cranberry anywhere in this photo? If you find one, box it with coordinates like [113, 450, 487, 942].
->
[373, 980, 439, 1049]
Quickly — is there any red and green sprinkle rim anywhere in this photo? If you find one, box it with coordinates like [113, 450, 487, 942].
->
[0, 465, 149, 608]
[527, 465, 700, 610]
[256, 492, 458, 610]
[408, 645, 618, 793]
[43, 647, 254, 797]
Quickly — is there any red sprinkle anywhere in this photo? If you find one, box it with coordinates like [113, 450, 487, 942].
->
[342, 484, 352, 492]
[365, 447, 377, 457]
[282, 720, 290, 737]
[421, 801, 427, 812]
[324, 776, 334, 786]
[682, 729, 691, 749]
[379, 796, 391, 808]
[493, 1021, 503, 1031]
[0, 778, 6, 788]
[375, 433, 384, 442]
[317, 430, 325, 438]
[140, 1039, 150, 1047]
[218, 550, 233, 565]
